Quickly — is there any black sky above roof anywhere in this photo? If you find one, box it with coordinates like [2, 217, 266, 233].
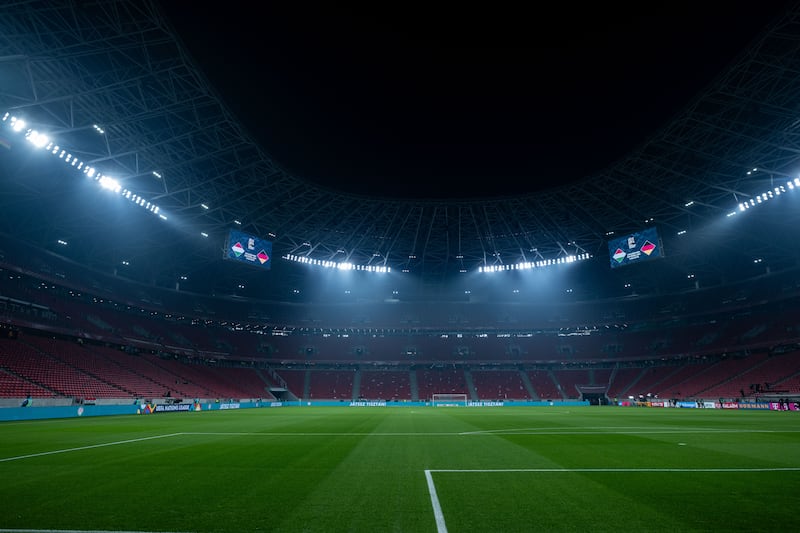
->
[159, 1, 793, 199]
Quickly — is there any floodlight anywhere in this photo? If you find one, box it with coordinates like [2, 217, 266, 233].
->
[26, 130, 49, 148]
[99, 175, 121, 193]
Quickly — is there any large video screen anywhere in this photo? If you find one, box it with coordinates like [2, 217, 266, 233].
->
[608, 226, 663, 269]
[223, 229, 272, 270]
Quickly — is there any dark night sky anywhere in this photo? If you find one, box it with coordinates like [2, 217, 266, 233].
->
[158, 2, 793, 199]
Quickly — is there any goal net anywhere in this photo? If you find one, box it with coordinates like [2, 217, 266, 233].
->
[431, 393, 468, 407]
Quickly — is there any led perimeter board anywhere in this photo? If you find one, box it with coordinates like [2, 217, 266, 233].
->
[224, 229, 272, 270]
[608, 227, 663, 269]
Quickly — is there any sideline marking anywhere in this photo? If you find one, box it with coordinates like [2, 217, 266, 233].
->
[458, 427, 798, 436]
[0, 530, 192, 533]
[181, 431, 461, 436]
[180, 428, 800, 437]
[423, 467, 800, 533]
[0, 529, 192, 532]
[0, 433, 183, 463]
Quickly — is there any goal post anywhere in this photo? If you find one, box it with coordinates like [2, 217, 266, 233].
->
[431, 393, 468, 407]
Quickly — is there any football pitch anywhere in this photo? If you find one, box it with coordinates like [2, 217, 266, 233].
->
[0, 406, 798, 532]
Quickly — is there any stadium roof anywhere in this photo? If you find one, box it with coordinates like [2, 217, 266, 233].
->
[159, 2, 791, 201]
[2, 1, 800, 303]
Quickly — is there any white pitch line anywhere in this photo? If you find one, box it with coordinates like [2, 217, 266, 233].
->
[424, 470, 448, 533]
[458, 428, 799, 436]
[0, 529, 193, 533]
[168, 429, 800, 438]
[0, 530, 193, 533]
[423, 466, 800, 531]
[0, 433, 183, 463]
[428, 467, 800, 473]
[180, 431, 462, 436]
[459, 425, 661, 435]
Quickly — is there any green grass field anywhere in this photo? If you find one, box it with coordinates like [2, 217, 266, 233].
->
[0, 406, 799, 532]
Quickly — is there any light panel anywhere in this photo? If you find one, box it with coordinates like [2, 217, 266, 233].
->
[3, 111, 165, 219]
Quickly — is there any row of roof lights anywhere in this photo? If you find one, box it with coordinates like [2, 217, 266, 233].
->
[478, 253, 593, 273]
[283, 252, 591, 275]
[283, 254, 391, 272]
[737, 180, 798, 212]
[2, 112, 166, 220]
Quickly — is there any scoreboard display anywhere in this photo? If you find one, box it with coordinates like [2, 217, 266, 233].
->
[608, 227, 663, 269]
[223, 229, 272, 270]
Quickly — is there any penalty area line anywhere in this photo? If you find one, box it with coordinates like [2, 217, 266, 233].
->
[0, 433, 184, 463]
[423, 466, 800, 532]
[428, 467, 800, 473]
[424, 470, 449, 533]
